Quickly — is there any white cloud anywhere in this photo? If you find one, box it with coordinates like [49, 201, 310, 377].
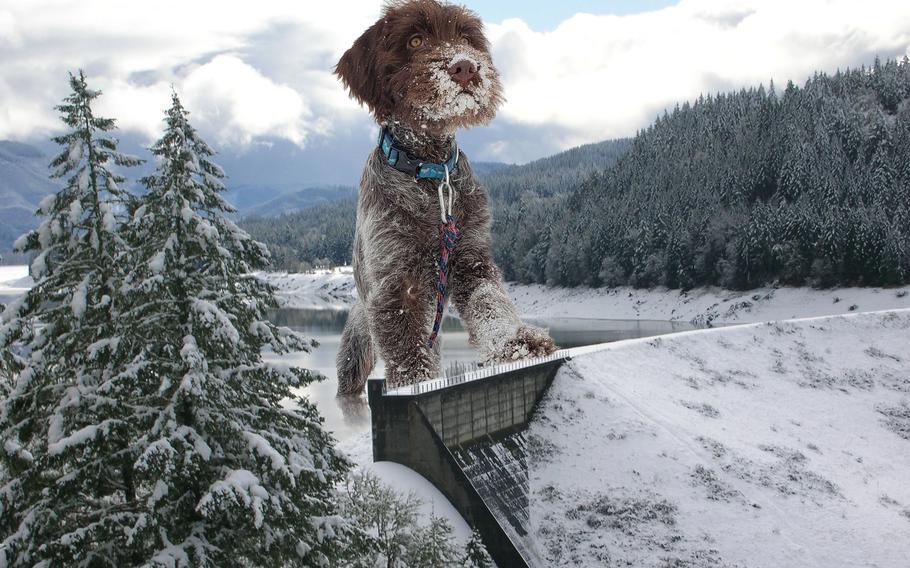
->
[486, 0, 910, 152]
[180, 55, 313, 146]
[1, 0, 909, 162]
[0, 0, 379, 143]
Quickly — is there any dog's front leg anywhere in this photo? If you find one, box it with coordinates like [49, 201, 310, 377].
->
[450, 227, 557, 363]
[367, 269, 439, 389]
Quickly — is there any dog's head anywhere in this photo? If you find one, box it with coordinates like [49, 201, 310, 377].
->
[336, 0, 503, 134]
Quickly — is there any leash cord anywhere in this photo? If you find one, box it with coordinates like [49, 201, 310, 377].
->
[428, 165, 458, 349]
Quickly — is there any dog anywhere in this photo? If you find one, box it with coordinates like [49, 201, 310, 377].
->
[334, 0, 557, 394]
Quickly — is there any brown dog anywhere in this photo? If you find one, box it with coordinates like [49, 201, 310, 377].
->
[335, 0, 556, 394]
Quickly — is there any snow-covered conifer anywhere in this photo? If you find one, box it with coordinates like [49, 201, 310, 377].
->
[405, 516, 460, 567]
[462, 529, 495, 568]
[111, 91, 351, 566]
[0, 70, 142, 566]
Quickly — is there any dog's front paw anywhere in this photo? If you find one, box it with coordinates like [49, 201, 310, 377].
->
[498, 325, 558, 362]
[385, 360, 436, 390]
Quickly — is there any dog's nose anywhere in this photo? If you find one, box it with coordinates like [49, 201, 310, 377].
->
[448, 60, 478, 86]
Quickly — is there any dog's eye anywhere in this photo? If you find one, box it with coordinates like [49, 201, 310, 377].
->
[408, 35, 424, 49]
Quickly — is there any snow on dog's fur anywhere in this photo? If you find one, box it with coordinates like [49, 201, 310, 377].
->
[334, 0, 556, 394]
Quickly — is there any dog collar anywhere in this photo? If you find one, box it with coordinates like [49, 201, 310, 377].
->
[378, 127, 459, 180]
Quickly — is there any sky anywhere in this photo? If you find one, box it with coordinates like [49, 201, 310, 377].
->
[1, 0, 910, 186]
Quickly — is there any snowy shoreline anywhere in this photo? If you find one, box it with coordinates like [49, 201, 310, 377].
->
[254, 268, 910, 325]
[9, 266, 908, 325]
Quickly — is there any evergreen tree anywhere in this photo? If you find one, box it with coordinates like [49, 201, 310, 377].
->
[462, 529, 495, 568]
[405, 516, 460, 567]
[107, 92, 352, 565]
[339, 470, 483, 568]
[0, 70, 143, 566]
[341, 471, 421, 566]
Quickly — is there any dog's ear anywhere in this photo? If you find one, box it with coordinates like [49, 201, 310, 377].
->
[336, 20, 390, 117]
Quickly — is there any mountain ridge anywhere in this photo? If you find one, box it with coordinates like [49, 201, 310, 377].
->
[0, 141, 60, 252]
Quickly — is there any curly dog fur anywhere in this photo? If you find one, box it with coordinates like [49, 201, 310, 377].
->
[335, 0, 557, 394]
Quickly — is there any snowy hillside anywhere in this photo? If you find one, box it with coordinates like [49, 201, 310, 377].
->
[336, 310, 910, 566]
[524, 310, 910, 566]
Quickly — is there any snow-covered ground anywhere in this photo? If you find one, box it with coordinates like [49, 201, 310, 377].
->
[522, 309, 910, 566]
[339, 310, 910, 565]
[259, 269, 910, 325]
[254, 268, 356, 311]
[337, 309, 910, 565]
[507, 281, 910, 326]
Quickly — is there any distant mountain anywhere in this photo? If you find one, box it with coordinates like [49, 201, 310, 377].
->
[0, 138, 357, 253]
[241, 185, 357, 219]
[0, 141, 59, 252]
[469, 161, 511, 176]
[482, 138, 632, 201]
[233, 164, 512, 220]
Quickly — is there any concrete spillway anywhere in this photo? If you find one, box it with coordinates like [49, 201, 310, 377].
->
[451, 431, 538, 565]
[367, 348, 591, 567]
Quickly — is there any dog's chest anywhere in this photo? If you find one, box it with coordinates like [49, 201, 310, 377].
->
[366, 173, 470, 222]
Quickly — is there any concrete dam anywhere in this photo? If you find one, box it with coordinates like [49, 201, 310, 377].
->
[367, 346, 602, 567]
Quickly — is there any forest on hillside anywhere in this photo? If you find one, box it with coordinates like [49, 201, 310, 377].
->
[240, 138, 631, 271]
[536, 56, 910, 289]
[245, 57, 910, 290]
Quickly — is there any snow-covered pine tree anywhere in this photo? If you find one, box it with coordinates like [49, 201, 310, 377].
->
[0, 70, 143, 566]
[112, 91, 352, 566]
[339, 470, 477, 567]
[462, 529, 495, 568]
[405, 516, 460, 567]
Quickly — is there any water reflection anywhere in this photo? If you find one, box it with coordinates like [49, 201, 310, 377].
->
[267, 308, 695, 444]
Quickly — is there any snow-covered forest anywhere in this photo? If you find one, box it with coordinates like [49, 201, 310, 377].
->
[243, 57, 910, 291]
[540, 57, 910, 289]
[0, 72, 492, 567]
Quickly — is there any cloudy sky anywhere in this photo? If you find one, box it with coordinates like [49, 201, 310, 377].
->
[2, 0, 910, 186]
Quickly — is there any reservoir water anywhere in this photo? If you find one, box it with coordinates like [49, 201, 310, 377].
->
[268, 308, 695, 445]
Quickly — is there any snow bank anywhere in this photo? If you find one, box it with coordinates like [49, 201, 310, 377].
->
[506, 282, 910, 325]
[343, 310, 910, 566]
[523, 309, 910, 566]
[255, 269, 910, 325]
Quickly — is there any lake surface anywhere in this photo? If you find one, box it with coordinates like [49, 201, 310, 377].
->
[268, 308, 696, 444]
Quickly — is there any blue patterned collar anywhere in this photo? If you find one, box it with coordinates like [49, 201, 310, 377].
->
[378, 127, 459, 180]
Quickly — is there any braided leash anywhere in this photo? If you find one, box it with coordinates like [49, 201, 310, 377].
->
[376, 127, 461, 350]
[428, 164, 458, 349]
